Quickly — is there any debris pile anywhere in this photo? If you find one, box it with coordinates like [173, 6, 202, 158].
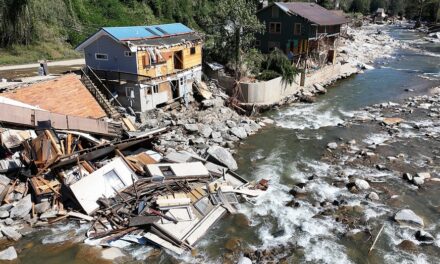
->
[0, 122, 267, 255]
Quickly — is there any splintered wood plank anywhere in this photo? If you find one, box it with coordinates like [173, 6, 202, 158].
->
[122, 118, 137, 132]
[66, 134, 72, 154]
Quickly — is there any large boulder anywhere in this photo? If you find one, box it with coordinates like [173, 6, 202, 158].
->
[10, 194, 32, 219]
[230, 127, 247, 140]
[394, 209, 424, 228]
[1, 227, 22, 241]
[184, 124, 199, 132]
[34, 201, 51, 214]
[355, 179, 370, 190]
[0, 246, 17, 261]
[415, 230, 434, 244]
[207, 146, 238, 171]
[327, 142, 338, 150]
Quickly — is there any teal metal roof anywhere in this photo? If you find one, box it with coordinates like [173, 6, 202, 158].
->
[102, 23, 193, 41]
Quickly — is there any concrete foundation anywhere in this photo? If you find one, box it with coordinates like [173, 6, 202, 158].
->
[218, 62, 358, 105]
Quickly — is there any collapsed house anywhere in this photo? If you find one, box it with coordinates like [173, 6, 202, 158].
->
[0, 122, 267, 254]
[255, 2, 348, 66]
[75, 23, 203, 112]
[0, 72, 267, 254]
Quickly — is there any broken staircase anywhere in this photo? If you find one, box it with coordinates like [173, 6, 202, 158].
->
[80, 67, 121, 120]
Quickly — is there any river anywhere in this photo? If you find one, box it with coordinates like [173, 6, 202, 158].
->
[8, 25, 440, 263]
[194, 25, 440, 264]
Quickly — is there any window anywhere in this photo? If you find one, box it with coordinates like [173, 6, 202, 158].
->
[95, 53, 108, 60]
[124, 51, 133, 57]
[255, 40, 261, 47]
[269, 22, 281, 34]
[126, 87, 135, 98]
[294, 23, 302, 35]
[271, 6, 279, 18]
[103, 169, 125, 191]
[190, 47, 196, 55]
[159, 166, 175, 177]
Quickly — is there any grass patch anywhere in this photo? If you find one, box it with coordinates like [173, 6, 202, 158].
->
[0, 41, 81, 66]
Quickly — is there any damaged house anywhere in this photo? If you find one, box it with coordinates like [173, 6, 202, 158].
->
[256, 2, 348, 65]
[76, 23, 203, 112]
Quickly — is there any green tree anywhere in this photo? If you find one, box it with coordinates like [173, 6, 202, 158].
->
[350, 0, 371, 13]
[389, 0, 405, 16]
[370, 0, 386, 12]
[204, 0, 264, 80]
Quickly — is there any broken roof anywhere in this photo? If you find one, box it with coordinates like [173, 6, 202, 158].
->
[1, 74, 107, 119]
[76, 23, 201, 51]
[260, 2, 349, 26]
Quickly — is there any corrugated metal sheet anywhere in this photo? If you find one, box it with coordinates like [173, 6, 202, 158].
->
[276, 2, 348, 26]
[130, 33, 201, 46]
[103, 23, 193, 41]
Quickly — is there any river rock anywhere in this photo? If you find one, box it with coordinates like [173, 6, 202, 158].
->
[394, 209, 424, 228]
[226, 120, 237, 128]
[238, 256, 253, 264]
[211, 131, 221, 139]
[355, 179, 370, 190]
[34, 201, 51, 214]
[397, 240, 418, 253]
[313, 83, 327, 94]
[184, 124, 199, 132]
[10, 194, 32, 219]
[207, 146, 238, 171]
[1, 227, 22, 241]
[412, 176, 424, 186]
[230, 127, 247, 139]
[0, 246, 17, 261]
[367, 192, 379, 201]
[416, 172, 431, 180]
[327, 142, 338, 150]
[200, 126, 213, 138]
[0, 210, 9, 219]
[415, 230, 434, 244]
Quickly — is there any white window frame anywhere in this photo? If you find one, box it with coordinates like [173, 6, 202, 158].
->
[124, 51, 133, 57]
[95, 53, 108, 61]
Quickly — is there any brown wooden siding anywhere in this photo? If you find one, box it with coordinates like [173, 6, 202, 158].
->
[136, 44, 202, 77]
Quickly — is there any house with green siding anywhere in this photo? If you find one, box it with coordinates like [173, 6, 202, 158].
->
[256, 2, 348, 64]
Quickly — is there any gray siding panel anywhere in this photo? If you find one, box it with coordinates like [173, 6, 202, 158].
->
[84, 35, 138, 74]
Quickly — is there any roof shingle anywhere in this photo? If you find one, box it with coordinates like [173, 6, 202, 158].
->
[275, 2, 348, 26]
[2, 74, 106, 119]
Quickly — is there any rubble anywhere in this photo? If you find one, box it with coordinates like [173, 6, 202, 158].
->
[0, 77, 268, 257]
